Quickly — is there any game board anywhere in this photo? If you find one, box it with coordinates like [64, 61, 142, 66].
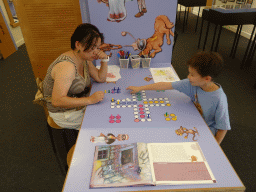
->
[108, 89, 177, 123]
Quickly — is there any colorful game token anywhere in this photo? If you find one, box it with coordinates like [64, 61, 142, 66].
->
[150, 104, 154, 107]
[109, 114, 115, 119]
[143, 101, 148, 104]
[122, 105, 126, 108]
[111, 98, 114, 102]
[109, 119, 115, 123]
[117, 101, 120, 105]
[164, 112, 169, 117]
[111, 106, 115, 109]
[154, 98, 157, 100]
[140, 111, 145, 114]
[172, 117, 177, 121]
[134, 111, 138, 114]
[170, 113, 176, 117]
[117, 105, 121, 108]
[139, 104, 143, 107]
[165, 118, 171, 121]
[134, 108, 138, 111]
[164, 98, 168, 100]
[147, 118, 152, 122]
[149, 101, 153, 104]
[141, 119, 146, 122]
[128, 105, 132, 108]
[166, 103, 171, 106]
[140, 115, 145, 118]
[160, 100, 164, 103]
[159, 98, 163, 100]
[161, 104, 165, 106]
[155, 104, 160, 107]
[133, 105, 137, 107]
[116, 114, 121, 119]
[134, 115, 139, 118]
[166, 100, 170, 103]
[154, 101, 159, 104]
[104, 90, 106, 93]
[145, 108, 149, 111]
[148, 98, 152, 100]
[144, 105, 149, 107]
[108, 90, 110, 93]
[145, 111, 150, 114]
[134, 118, 140, 122]
[116, 119, 121, 123]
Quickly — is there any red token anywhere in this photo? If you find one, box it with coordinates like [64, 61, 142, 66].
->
[140, 111, 145, 114]
[140, 115, 145, 118]
[138, 104, 143, 107]
[134, 118, 140, 122]
[139, 108, 144, 111]
[109, 120, 115, 123]
[116, 120, 121, 123]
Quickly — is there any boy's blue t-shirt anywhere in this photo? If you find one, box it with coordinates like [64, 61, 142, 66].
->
[172, 79, 231, 135]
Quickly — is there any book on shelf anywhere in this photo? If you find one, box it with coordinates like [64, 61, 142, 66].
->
[90, 142, 216, 188]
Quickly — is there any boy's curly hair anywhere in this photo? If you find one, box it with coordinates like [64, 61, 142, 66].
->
[186, 51, 224, 79]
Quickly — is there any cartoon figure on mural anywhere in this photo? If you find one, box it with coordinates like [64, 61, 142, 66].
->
[122, 15, 174, 58]
[175, 126, 199, 141]
[97, 0, 148, 22]
[90, 133, 129, 144]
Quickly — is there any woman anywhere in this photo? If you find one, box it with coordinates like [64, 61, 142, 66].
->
[43, 23, 108, 130]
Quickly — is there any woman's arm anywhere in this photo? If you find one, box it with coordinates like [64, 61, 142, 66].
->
[87, 60, 108, 83]
[51, 62, 104, 108]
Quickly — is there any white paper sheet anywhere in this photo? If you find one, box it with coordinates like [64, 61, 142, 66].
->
[149, 67, 180, 83]
[96, 65, 121, 82]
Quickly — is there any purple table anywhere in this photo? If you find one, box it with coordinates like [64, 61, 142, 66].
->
[62, 63, 245, 192]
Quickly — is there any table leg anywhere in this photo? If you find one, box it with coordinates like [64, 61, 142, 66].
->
[195, 7, 201, 33]
[185, 7, 189, 26]
[230, 25, 241, 58]
[179, 5, 181, 21]
[198, 19, 204, 49]
[245, 35, 256, 69]
[203, 21, 210, 51]
[211, 24, 218, 52]
[241, 25, 256, 69]
[183, 6, 187, 33]
[232, 25, 242, 59]
[215, 26, 223, 52]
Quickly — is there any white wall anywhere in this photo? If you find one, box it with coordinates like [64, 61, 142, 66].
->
[178, 0, 256, 39]
[0, 0, 24, 47]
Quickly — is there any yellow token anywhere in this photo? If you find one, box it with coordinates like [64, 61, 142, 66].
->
[149, 101, 153, 104]
[172, 117, 177, 121]
[166, 103, 171, 106]
[143, 101, 148, 104]
[164, 114, 169, 117]
[154, 101, 159, 104]
[165, 118, 171, 121]
[160, 101, 164, 103]
[170, 113, 176, 117]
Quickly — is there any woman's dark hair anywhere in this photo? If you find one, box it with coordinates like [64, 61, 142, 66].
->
[106, 133, 115, 145]
[71, 23, 104, 51]
[186, 51, 224, 79]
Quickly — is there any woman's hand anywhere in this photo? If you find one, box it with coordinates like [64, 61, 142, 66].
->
[89, 91, 105, 104]
[126, 86, 141, 94]
[96, 50, 108, 60]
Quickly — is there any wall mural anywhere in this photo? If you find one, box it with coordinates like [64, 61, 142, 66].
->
[87, 0, 178, 65]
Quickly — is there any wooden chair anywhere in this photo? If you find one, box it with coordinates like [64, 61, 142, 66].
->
[34, 77, 79, 176]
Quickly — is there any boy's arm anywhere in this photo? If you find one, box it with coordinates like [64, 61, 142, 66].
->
[126, 82, 173, 94]
[215, 129, 227, 144]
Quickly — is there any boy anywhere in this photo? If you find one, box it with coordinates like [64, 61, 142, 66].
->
[126, 51, 231, 144]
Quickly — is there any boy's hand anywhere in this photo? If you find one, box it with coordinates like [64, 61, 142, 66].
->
[126, 86, 141, 94]
[89, 91, 104, 104]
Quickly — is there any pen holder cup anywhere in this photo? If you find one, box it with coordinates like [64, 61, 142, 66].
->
[130, 55, 140, 69]
[119, 58, 129, 69]
[141, 58, 151, 68]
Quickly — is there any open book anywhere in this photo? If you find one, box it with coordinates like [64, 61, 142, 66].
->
[90, 142, 216, 188]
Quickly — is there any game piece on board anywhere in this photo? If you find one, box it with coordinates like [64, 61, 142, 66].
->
[122, 105, 126, 108]
[138, 104, 143, 107]
[134, 118, 140, 122]
[145, 111, 150, 114]
[154, 98, 157, 100]
[161, 104, 165, 106]
[166, 101, 170, 103]
[150, 104, 154, 107]
[111, 106, 115, 109]
[105, 90, 106, 93]
[134, 115, 139, 118]
[143, 101, 148, 104]
[160, 101, 164, 103]
[147, 114, 150, 118]
[139, 108, 144, 111]
[140, 111, 145, 114]
[116, 114, 121, 119]
[155, 104, 160, 107]
[112, 90, 114, 94]
[116, 119, 121, 123]
[172, 117, 177, 121]
[134, 108, 138, 111]
[109, 114, 115, 119]
[108, 90, 110, 93]
[113, 87, 116, 91]
[164, 98, 168, 100]
[111, 98, 114, 102]
[117, 100, 120, 105]
[141, 119, 146, 122]
[145, 108, 149, 111]
[140, 115, 145, 118]
[128, 105, 132, 108]
[117, 105, 121, 108]
[109, 119, 115, 123]
[149, 101, 153, 104]
[144, 104, 149, 107]
[154, 101, 159, 104]
[134, 111, 138, 114]
[170, 113, 176, 117]
[165, 118, 171, 121]
[147, 118, 152, 122]
[133, 105, 137, 108]
[166, 103, 171, 106]
[164, 112, 169, 117]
